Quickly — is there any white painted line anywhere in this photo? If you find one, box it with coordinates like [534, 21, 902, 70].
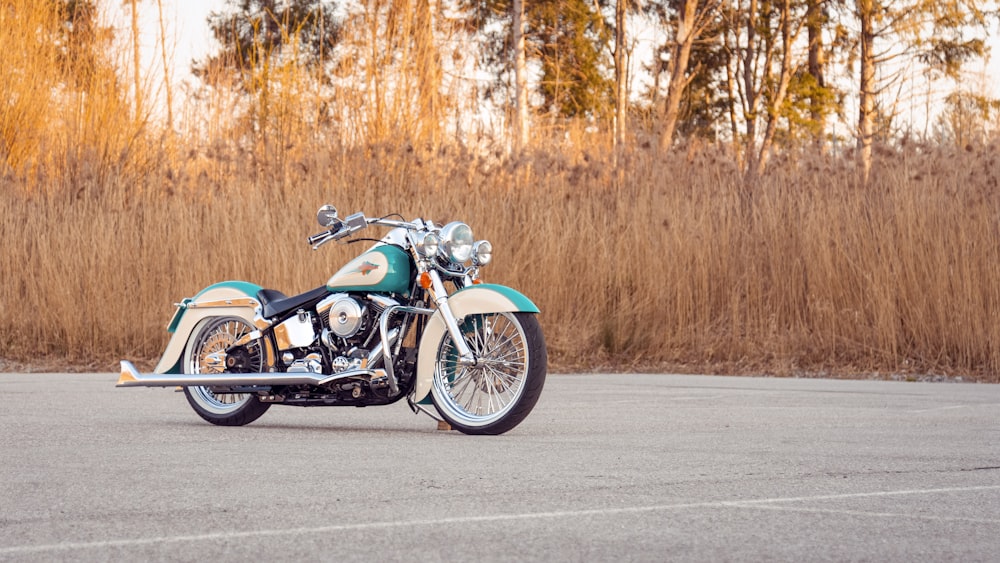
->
[2, 485, 999, 556]
[733, 503, 1000, 524]
[907, 405, 969, 413]
[718, 485, 1000, 505]
[907, 402, 1000, 413]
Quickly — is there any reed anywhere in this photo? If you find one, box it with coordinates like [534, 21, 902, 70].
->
[3, 135, 1000, 380]
[2, 1, 1000, 379]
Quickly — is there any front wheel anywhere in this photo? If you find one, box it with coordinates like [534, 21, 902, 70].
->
[182, 316, 271, 426]
[431, 312, 547, 435]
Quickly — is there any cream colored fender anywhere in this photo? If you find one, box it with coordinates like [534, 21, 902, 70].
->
[412, 285, 539, 404]
[154, 284, 263, 374]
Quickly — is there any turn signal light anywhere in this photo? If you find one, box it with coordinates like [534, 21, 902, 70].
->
[419, 272, 432, 289]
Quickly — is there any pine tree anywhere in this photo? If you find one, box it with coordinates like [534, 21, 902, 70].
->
[195, 0, 341, 87]
[531, 0, 612, 119]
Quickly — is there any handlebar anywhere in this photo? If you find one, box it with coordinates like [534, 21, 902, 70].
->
[307, 229, 335, 246]
[306, 213, 426, 250]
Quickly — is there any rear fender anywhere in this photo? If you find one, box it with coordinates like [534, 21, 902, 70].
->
[412, 284, 539, 404]
[154, 281, 264, 374]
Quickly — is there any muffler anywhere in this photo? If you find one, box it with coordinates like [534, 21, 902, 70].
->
[116, 360, 385, 388]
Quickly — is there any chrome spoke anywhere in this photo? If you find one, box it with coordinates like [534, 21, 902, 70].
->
[482, 370, 508, 410]
[480, 345, 523, 364]
[452, 369, 476, 398]
[187, 318, 261, 415]
[450, 368, 475, 388]
[471, 319, 487, 353]
[433, 312, 530, 428]
[482, 331, 520, 359]
[486, 363, 520, 391]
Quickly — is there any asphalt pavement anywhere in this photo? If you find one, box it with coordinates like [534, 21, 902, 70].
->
[1, 372, 999, 562]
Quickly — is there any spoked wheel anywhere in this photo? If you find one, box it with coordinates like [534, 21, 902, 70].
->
[431, 312, 546, 435]
[182, 316, 270, 426]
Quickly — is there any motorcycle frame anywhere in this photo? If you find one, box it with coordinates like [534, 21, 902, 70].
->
[120, 219, 541, 412]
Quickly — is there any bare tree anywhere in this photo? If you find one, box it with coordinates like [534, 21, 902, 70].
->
[934, 90, 1000, 146]
[513, 0, 529, 151]
[856, 0, 875, 183]
[752, 0, 802, 178]
[851, 0, 990, 184]
[127, 0, 142, 122]
[658, 0, 723, 151]
[614, 0, 628, 147]
[414, 0, 444, 146]
[155, 0, 173, 130]
[727, 0, 805, 181]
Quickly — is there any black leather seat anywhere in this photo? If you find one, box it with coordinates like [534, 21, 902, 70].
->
[257, 286, 330, 319]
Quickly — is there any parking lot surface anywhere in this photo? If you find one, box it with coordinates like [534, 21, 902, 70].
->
[1, 372, 998, 561]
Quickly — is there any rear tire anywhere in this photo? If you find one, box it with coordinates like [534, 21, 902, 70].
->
[182, 316, 270, 426]
[431, 312, 546, 435]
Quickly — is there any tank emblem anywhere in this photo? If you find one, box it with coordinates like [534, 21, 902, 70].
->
[356, 261, 380, 276]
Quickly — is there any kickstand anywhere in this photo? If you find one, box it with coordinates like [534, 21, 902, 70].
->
[408, 397, 452, 431]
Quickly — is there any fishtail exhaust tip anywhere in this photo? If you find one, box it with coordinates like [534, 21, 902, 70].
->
[117, 360, 140, 386]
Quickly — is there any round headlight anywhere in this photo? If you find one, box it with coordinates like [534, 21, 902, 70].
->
[416, 232, 440, 258]
[439, 221, 474, 263]
[473, 240, 492, 266]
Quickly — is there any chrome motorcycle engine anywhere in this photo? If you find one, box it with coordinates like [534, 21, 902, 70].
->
[313, 293, 400, 375]
[317, 293, 367, 338]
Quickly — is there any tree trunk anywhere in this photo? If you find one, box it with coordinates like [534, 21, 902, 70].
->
[806, 0, 825, 149]
[754, 0, 796, 178]
[512, 0, 529, 152]
[742, 0, 760, 180]
[129, 0, 142, 122]
[659, 0, 698, 151]
[155, 0, 172, 130]
[857, 0, 875, 185]
[414, 0, 441, 146]
[614, 0, 628, 148]
[366, 2, 386, 141]
[724, 27, 742, 170]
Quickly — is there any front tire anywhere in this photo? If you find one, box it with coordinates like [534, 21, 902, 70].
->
[182, 316, 270, 426]
[431, 312, 546, 435]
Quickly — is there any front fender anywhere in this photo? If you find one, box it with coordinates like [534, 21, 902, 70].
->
[412, 284, 540, 404]
[154, 281, 263, 374]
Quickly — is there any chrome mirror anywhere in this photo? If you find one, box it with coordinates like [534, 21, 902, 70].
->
[317, 205, 339, 227]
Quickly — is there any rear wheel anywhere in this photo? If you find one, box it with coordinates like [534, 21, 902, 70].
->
[182, 316, 270, 426]
[431, 312, 546, 435]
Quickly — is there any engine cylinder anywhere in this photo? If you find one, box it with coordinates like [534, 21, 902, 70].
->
[317, 294, 366, 338]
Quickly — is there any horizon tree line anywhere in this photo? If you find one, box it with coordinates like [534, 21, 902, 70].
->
[4, 0, 1000, 184]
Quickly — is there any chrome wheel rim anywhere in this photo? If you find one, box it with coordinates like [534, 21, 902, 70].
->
[433, 312, 528, 428]
[186, 318, 263, 415]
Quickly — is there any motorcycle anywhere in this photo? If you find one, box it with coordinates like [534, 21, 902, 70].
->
[117, 205, 547, 435]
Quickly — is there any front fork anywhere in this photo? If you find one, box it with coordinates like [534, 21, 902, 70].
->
[426, 270, 478, 367]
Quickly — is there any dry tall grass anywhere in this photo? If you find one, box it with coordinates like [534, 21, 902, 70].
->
[3, 1, 1000, 379]
[3, 136, 1000, 379]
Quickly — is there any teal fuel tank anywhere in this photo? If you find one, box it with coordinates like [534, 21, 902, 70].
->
[326, 245, 411, 295]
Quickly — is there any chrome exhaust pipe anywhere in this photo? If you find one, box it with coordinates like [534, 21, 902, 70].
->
[117, 360, 385, 388]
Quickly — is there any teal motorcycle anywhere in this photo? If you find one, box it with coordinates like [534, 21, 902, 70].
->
[118, 206, 547, 435]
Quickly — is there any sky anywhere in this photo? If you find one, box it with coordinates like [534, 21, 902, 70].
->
[123, 0, 1000, 132]
[122, 0, 219, 90]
